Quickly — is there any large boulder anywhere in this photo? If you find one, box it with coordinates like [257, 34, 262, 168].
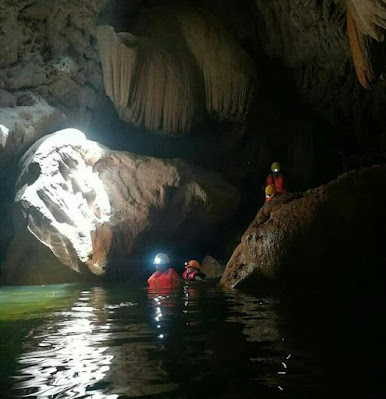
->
[3, 129, 239, 285]
[220, 166, 386, 289]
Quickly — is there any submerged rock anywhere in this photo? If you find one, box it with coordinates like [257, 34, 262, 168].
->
[221, 166, 386, 289]
[3, 129, 239, 285]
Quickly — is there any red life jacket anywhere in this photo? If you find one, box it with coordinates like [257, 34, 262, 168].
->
[266, 174, 284, 193]
[148, 268, 179, 290]
[183, 270, 198, 280]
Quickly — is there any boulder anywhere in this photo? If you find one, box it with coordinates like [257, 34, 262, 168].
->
[220, 166, 386, 289]
[200, 255, 226, 279]
[3, 129, 239, 285]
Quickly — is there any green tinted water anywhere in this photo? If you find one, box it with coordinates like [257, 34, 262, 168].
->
[0, 283, 382, 398]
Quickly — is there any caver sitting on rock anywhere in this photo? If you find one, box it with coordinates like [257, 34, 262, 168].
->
[182, 260, 206, 281]
[266, 162, 286, 194]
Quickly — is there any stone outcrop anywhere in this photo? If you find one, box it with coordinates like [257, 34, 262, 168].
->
[200, 255, 225, 279]
[0, 94, 63, 168]
[3, 129, 239, 285]
[221, 166, 386, 289]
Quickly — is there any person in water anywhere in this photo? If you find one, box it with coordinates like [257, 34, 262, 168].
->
[266, 162, 286, 194]
[182, 260, 206, 281]
[147, 253, 180, 290]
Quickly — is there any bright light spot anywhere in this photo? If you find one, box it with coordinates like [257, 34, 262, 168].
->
[281, 362, 287, 369]
[286, 354, 292, 360]
[157, 325, 161, 328]
[154, 257, 161, 264]
[274, 168, 279, 172]
[278, 386, 284, 391]
[158, 334, 164, 339]
[0, 124, 9, 149]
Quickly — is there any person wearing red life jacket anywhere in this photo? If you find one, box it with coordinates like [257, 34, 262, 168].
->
[147, 253, 180, 290]
[266, 162, 286, 194]
[182, 260, 206, 281]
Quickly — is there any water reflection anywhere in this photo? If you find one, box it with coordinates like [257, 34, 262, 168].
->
[4, 284, 371, 398]
[225, 292, 290, 393]
[12, 286, 177, 398]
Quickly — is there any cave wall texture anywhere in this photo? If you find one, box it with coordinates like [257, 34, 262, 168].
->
[1, 0, 386, 281]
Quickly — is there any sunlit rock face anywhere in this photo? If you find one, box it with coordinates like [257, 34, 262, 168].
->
[347, 0, 386, 88]
[0, 94, 63, 168]
[3, 129, 239, 285]
[96, 6, 255, 135]
[221, 166, 386, 289]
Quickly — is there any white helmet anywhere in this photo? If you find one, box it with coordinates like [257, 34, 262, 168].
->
[153, 253, 170, 265]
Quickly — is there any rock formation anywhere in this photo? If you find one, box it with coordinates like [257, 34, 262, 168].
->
[200, 255, 225, 279]
[97, 6, 255, 134]
[3, 129, 239, 285]
[0, 0, 108, 129]
[0, 94, 63, 168]
[221, 166, 386, 289]
[254, 0, 386, 130]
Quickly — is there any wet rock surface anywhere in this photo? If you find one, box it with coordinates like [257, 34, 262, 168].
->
[3, 129, 239, 285]
[200, 255, 226, 279]
[221, 166, 386, 289]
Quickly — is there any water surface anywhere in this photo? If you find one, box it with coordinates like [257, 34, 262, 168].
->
[0, 282, 382, 398]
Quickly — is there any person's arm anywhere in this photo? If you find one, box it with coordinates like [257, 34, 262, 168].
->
[171, 269, 180, 286]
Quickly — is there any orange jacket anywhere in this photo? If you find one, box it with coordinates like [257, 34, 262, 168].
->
[148, 268, 180, 290]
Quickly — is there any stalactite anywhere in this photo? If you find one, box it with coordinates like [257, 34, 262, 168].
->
[96, 6, 255, 135]
[177, 9, 255, 121]
[348, 0, 386, 42]
[347, 0, 386, 89]
[347, 3, 375, 89]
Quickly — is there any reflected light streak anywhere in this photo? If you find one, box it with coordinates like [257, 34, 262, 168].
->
[13, 290, 114, 398]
